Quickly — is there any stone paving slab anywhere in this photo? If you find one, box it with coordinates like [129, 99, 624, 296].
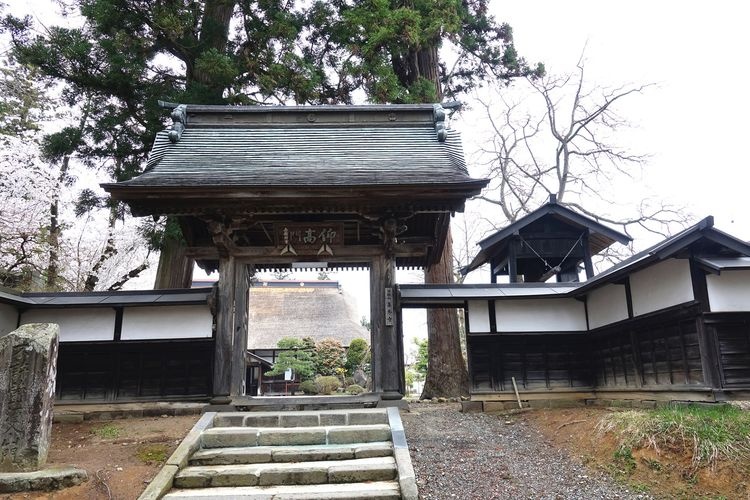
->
[213, 409, 388, 428]
[202, 424, 392, 448]
[174, 457, 396, 488]
[0, 466, 87, 493]
[190, 442, 393, 465]
[163, 480, 401, 499]
[53, 402, 205, 422]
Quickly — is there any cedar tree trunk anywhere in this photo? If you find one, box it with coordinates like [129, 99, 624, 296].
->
[154, 230, 194, 289]
[421, 227, 470, 398]
[396, 42, 470, 399]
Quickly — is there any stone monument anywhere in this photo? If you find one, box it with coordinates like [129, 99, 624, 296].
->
[0, 323, 87, 491]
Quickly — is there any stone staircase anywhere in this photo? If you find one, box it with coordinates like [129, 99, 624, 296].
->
[140, 408, 417, 499]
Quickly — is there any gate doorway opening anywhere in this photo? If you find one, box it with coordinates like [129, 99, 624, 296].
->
[244, 267, 372, 397]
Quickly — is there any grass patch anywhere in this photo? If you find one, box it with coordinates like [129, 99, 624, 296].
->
[136, 444, 169, 464]
[609, 445, 637, 480]
[92, 423, 123, 439]
[597, 404, 750, 467]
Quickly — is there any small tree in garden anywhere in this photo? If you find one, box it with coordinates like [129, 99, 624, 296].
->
[314, 338, 346, 377]
[264, 337, 315, 381]
[345, 338, 370, 376]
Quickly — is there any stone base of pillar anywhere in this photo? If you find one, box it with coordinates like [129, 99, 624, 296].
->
[208, 395, 232, 405]
[379, 391, 404, 401]
[376, 398, 410, 410]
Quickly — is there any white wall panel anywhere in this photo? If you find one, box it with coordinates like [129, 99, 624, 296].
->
[587, 284, 629, 329]
[21, 308, 115, 342]
[467, 300, 491, 333]
[0, 303, 18, 336]
[630, 258, 694, 317]
[707, 270, 750, 311]
[495, 298, 586, 332]
[121, 305, 212, 340]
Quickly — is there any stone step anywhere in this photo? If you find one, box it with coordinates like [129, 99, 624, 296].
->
[213, 409, 388, 428]
[173, 456, 397, 488]
[201, 424, 392, 448]
[190, 442, 394, 465]
[162, 480, 401, 499]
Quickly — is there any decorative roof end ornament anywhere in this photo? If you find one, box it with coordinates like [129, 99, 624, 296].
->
[433, 103, 447, 142]
[168, 104, 187, 143]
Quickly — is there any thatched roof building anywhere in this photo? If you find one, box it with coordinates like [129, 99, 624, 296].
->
[247, 280, 368, 350]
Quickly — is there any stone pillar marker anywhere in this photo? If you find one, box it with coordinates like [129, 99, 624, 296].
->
[0, 323, 59, 472]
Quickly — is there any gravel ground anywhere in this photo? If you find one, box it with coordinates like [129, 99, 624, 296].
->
[401, 403, 646, 500]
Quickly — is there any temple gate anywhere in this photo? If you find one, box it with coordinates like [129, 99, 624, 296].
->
[104, 103, 486, 403]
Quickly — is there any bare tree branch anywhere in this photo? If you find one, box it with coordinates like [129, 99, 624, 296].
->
[469, 55, 689, 272]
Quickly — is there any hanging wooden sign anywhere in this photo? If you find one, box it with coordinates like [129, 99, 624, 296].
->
[275, 223, 344, 256]
[384, 287, 394, 326]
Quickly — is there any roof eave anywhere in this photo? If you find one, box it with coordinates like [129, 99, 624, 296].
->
[477, 203, 632, 250]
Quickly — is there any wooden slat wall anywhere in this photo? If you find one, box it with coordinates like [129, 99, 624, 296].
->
[56, 340, 214, 402]
[468, 306, 711, 394]
[468, 334, 593, 392]
[592, 318, 703, 389]
[706, 313, 750, 387]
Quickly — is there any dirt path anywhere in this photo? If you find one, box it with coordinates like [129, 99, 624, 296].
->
[1, 414, 199, 500]
[402, 403, 639, 499]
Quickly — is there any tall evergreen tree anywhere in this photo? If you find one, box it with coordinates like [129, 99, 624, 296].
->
[4, 0, 541, 393]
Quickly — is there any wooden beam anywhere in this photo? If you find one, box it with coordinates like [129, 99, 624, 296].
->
[185, 243, 429, 260]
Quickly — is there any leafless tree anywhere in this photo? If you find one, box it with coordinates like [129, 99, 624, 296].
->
[473, 56, 690, 267]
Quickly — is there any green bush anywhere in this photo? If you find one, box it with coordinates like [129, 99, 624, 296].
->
[345, 384, 365, 395]
[299, 379, 318, 395]
[315, 375, 341, 395]
[315, 338, 345, 376]
[345, 338, 369, 375]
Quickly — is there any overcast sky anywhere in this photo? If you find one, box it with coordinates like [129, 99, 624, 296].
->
[489, 0, 750, 238]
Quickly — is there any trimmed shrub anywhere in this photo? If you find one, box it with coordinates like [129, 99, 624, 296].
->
[345, 338, 369, 375]
[345, 384, 365, 395]
[314, 375, 341, 395]
[299, 379, 318, 395]
[315, 338, 345, 376]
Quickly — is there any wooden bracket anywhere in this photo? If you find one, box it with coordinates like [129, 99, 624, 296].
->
[207, 220, 239, 258]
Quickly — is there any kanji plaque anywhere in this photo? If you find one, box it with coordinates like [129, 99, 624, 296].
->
[275, 223, 344, 256]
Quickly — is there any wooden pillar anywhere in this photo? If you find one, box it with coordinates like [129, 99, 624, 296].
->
[370, 254, 402, 399]
[582, 230, 594, 279]
[508, 237, 518, 283]
[231, 262, 253, 397]
[212, 256, 236, 402]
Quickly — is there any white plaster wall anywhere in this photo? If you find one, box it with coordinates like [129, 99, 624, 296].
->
[495, 298, 587, 332]
[121, 305, 212, 340]
[0, 303, 18, 336]
[630, 258, 694, 317]
[587, 284, 629, 329]
[21, 308, 115, 342]
[467, 300, 491, 333]
[707, 270, 750, 311]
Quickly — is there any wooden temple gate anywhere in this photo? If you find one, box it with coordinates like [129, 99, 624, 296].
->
[104, 103, 487, 403]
